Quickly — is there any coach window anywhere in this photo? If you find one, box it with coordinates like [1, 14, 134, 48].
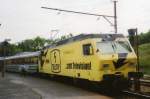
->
[83, 44, 93, 55]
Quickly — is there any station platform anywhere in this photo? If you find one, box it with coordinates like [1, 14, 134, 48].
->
[0, 74, 41, 99]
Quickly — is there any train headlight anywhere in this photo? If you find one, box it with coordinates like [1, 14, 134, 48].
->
[128, 62, 136, 66]
[103, 64, 109, 68]
[102, 64, 112, 73]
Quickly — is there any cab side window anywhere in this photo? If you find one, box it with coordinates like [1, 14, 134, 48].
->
[83, 44, 93, 55]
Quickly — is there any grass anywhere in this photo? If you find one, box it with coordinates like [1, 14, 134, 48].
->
[139, 43, 150, 75]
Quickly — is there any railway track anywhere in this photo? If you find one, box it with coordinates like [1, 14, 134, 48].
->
[144, 75, 150, 79]
[123, 90, 150, 98]
[140, 79, 150, 87]
[130, 75, 150, 87]
[123, 76, 150, 98]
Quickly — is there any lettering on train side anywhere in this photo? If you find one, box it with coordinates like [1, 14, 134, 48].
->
[66, 62, 91, 70]
[50, 49, 61, 73]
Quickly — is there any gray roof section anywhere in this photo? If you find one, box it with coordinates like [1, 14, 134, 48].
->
[45, 33, 124, 49]
[5, 51, 41, 60]
[57, 33, 124, 45]
[0, 57, 4, 60]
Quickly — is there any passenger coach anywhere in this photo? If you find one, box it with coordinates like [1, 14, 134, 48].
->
[5, 51, 40, 73]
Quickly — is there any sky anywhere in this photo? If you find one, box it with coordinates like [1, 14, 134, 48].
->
[0, 0, 149, 43]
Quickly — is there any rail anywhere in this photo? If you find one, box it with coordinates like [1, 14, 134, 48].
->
[140, 79, 150, 87]
[123, 90, 150, 98]
[123, 77, 150, 98]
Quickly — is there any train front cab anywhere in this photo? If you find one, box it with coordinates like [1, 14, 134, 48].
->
[95, 37, 143, 90]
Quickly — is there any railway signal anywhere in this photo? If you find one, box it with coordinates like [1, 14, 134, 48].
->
[128, 28, 139, 72]
[128, 28, 143, 92]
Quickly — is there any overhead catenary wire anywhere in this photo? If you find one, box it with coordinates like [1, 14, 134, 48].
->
[41, 7, 114, 18]
[41, 1, 117, 33]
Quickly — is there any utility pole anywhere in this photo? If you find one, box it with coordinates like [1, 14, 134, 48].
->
[113, 0, 117, 33]
[1, 39, 10, 78]
[128, 28, 139, 72]
[128, 28, 141, 92]
[135, 28, 141, 92]
[135, 28, 139, 72]
[1, 42, 6, 78]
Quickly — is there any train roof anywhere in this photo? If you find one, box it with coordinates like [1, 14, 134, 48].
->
[5, 51, 41, 60]
[45, 33, 124, 48]
[0, 57, 4, 61]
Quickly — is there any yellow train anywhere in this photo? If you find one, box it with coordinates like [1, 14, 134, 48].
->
[5, 33, 143, 90]
[39, 34, 142, 89]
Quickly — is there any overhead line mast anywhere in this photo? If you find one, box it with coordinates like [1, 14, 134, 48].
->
[41, 0, 117, 33]
[114, 0, 117, 33]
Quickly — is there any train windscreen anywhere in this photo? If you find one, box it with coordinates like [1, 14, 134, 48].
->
[96, 41, 132, 54]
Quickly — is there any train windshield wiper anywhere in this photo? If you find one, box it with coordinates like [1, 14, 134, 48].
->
[111, 42, 116, 52]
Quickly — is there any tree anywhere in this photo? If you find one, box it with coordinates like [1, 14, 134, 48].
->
[0, 34, 74, 55]
[60, 33, 73, 40]
[139, 31, 150, 45]
[18, 39, 34, 51]
[33, 36, 46, 50]
[8, 44, 22, 55]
